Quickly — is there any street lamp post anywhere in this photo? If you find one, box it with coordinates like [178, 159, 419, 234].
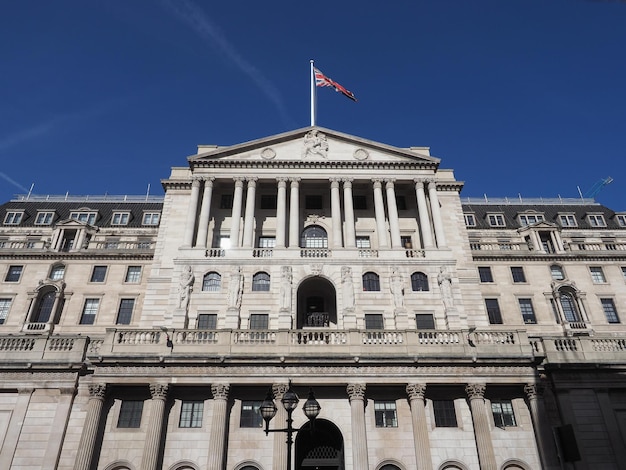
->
[260, 384, 321, 470]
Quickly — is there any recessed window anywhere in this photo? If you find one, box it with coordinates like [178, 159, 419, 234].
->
[116, 299, 135, 325]
[240, 401, 263, 428]
[550, 265, 565, 281]
[252, 272, 270, 292]
[616, 214, 626, 227]
[179, 400, 204, 428]
[587, 214, 606, 227]
[35, 211, 55, 225]
[356, 236, 371, 249]
[258, 237, 276, 248]
[125, 266, 142, 283]
[395, 195, 407, 211]
[374, 401, 398, 428]
[70, 211, 97, 225]
[118, 400, 143, 428]
[90, 266, 107, 282]
[622, 267, 626, 281]
[112, 212, 130, 226]
[249, 313, 269, 330]
[49, 264, 65, 280]
[559, 214, 577, 227]
[5, 265, 23, 282]
[485, 299, 503, 324]
[478, 267, 493, 283]
[80, 298, 100, 325]
[362, 272, 380, 292]
[433, 400, 458, 427]
[202, 272, 221, 291]
[518, 298, 536, 324]
[260, 195, 276, 210]
[219, 236, 231, 249]
[511, 267, 526, 283]
[487, 214, 505, 227]
[0, 298, 12, 324]
[559, 291, 582, 323]
[590, 266, 606, 283]
[464, 214, 476, 227]
[142, 212, 160, 226]
[353, 195, 367, 210]
[601, 299, 620, 324]
[411, 272, 429, 291]
[3, 211, 24, 225]
[365, 313, 384, 330]
[301, 225, 328, 249]
[220, 194, 233, 209]
[415, 314, 435, 329]
[518, 214, 544, 226]
[197, 313, 217, 329]
[492, 400, 516, 427]
[305, 195, 323, 210]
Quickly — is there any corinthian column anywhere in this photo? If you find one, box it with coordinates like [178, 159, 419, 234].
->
[196, 177, 215, 248]
[465, 383, 496, 470]
[372, 179, 389, 248]
[406, 384, 433, 470]
[272, 383, 289, 470]
[183, 178, 202, 247]
[525, 384, 559, 469]
[414, 179, 434, 249]
[208, 383, 230, 470]
[275, 178, 288, 248]
[347, 383, 369, 469]
[73, 384, 107, 470]
[330, 178, 342, 248]
[342, 178, 356, 247]
[141, 384, 169, 470]
[288, 178, 301, 248]
[426, 179, 447, 248]
[242, 177, 258, 248]
[385, 179, 402, 248]
[229, 178, 245, 248]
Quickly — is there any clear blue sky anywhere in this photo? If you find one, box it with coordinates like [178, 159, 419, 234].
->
[1, 0, 625, 210]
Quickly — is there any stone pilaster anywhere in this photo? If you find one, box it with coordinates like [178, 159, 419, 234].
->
[406, 384, 433, 470]
[347, 383, 369, 470]
[525, 383, 560, 469]
[426, 179, 446, 248]
[183, 177, 202, 247]
[414, 179, 434, 248]
[465, 383, 496, 470]
[207, 383, 230, 470]
[73, 384, 107, 470]
[272, 383, 289, 470]
[141, 384, 169, 470]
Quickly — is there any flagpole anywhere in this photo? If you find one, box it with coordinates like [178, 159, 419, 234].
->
[310, 59, 316, 126]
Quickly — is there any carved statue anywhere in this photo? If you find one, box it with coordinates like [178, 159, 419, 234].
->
[178, 265, 194, 311]
[342, 266, 354, 310]
[390, 268, 404, 308]
[302, 129, 329, 159]
[438, 266, 453, 309]
[228, 266, 244, 309]
[280, 266, 292, 310]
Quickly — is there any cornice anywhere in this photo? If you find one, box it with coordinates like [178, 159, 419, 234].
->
[0, 251, 155, 261]
[188, 160, 438, 172]
[472, 252, 626, 262]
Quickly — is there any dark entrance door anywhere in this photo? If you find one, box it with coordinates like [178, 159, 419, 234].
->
[295, 419, 344, 470]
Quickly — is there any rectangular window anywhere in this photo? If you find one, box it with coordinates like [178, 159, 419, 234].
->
[249, 313, 268, 330]
[356, 236, 371, 249]
[125, 266, 142, 283]
[258, 237, 276, 248]
[353, 195, 367, 210]
[601, 299, 620, 324]
[179, 400, 204, 428]
[464, 213, 476, 227]
[518, 298, 536, 324]
[433, 400, 458, 427]
[622, 267, 626, 282]
[305, 195, 323, 210]
[485, 299, 503, 324]
[118, 400, 143, 428]
[197, 314, 217, 329]
[365, 314, 384, 330]
[112, 212, 130, 225]
[395, 195, 407, 211]
[559, 214, 577, 227]
[478, 267, 493, 283]
[400, 236, 412, 248]
[70, 211, 97, 225]
[240, 401, 263, 428]
[590, 266, 606, 283]
[0, 298, 12, 324]
[4, 211, 24, 225]
[80, 299, 100, 325]
[518, 214, 544, 226]
[142, 212, 160, 226]
[220, 194, 233, 209]
[587, 214, 606, 227]
[492, 400, 516, 427]
[90, 266, 107, 282]
[260, 194, 276, 210]
[35, 211, 55, 225]
[511, 267, 526, 283]
[116, 299, 135, 325]
[487, 214, 505, 227]
[415, 314, 435, 329]
[374, 401, 398, 428]
[5, 265, 23, 282]
[616, 214, 626, 227]
[219, 236, 230, 249]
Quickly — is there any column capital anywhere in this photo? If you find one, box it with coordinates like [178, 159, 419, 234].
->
[246, 177, 258, 184]
[524, 383, 544, 400]
[384, 178, 396, 187]
[329, 177, 341, 187]
[424, 178, 436, 186]
[233, 177, 245, 185]
[276, 177, 289, 185]
[289, 177, 301, 185]
[413, 178, 426, 188]
[406, 383, 427, 401]
[372, 178, 383, 188]
[347, 383, 366, 401]
[88, 383, 107, 400]
[465, 383, 486, 400]
[211, 383, 230, 400]
[191, 177, 202, 187]
[149, 383, 169, 400]
[272, 383, 289, 398]
[202, 176, 215, 185]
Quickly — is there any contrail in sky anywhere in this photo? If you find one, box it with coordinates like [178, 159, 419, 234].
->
[161, 0, 296, 128]
[0, 172, 30, 193]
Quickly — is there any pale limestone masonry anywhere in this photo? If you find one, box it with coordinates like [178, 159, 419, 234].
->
[0, 127, 625, 469]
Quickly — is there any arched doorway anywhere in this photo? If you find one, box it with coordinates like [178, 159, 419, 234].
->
[295, 419, 344, 469]
[296, 277, 337, 328]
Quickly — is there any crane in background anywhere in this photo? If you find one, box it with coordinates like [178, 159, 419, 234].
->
[579, 176, 613, 200]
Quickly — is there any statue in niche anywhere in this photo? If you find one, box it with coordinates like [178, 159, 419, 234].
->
[438, 266, 454, 309]
[280, 266, 292, 311]
[342, 266, 354, 310]
[178, 265, 194, 311]
[228, 266, 244, 309]
[302, 129, 329, 159]
[390, 268, 405, 309]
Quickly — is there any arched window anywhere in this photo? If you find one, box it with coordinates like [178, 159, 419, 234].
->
[380, 465, 402, 470]
[202, 272, 221, 292]
[559, 290, 581, 322]
[32, 290, 57, 323]
[301, 225, 328, 249]
[49, 264, 65, 280]
[363, 272, 380, 291]
[410, 272, 429, 291]
[550, 264, 565, 281]
[252, 272, 270, 291]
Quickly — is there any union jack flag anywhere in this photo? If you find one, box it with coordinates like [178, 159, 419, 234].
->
[314, 67, 357, 102]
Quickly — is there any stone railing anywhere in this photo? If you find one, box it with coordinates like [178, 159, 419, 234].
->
[300, 248, 331, 258]
[534, 336, 626, 364]
[0, 335, 88, 362]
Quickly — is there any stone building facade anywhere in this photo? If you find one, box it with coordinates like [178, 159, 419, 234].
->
[0, 127, 625, 470]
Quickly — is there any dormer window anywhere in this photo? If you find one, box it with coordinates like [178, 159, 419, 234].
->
[35, 211, 55, 225]
[518, 213, 544, 226]
[70, 211, 97, 225]
[558, 214, 577, 228]
[142, 212, 160, 226]
[3, 211, 24, 225]
[112, 212, 131, 226]
[464, 213, 476, 227]
[487, 213, 505, 227]
[615, 214, 626, 227]
[587, 214, 606, 227]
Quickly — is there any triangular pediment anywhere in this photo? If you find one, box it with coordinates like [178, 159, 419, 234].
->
[188, 126, 439, 167]
[518, 221, 559, 232]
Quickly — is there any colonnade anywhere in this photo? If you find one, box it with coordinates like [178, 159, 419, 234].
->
[73, 380, 555, 470]
[182, 176, 447, 250]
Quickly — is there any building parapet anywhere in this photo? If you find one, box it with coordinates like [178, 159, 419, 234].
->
[463, 196, 597, 205]
[11, 194, 165, 203]
[0, 335, 88, 364]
